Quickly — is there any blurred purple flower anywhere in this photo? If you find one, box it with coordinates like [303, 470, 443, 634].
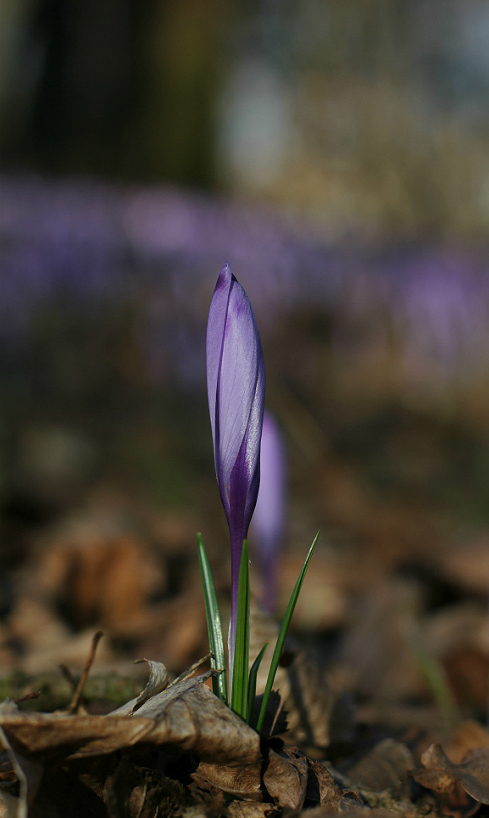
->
[251, 410, 286, 614]
[5, 177, 489, 390]
[206, 263, 265, 664]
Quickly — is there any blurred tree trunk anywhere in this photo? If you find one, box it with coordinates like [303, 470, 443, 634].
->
[0, 0, 223, 186]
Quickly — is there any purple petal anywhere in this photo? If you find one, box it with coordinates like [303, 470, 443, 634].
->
[206, 264, 265, 669]
[206, 264, 265, 543]
[206, 263, 233, 456]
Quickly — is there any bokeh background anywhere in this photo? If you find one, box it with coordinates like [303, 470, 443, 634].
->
[2, 1, 489, 718]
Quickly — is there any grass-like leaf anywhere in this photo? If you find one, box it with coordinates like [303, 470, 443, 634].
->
[197, 533, 228, 704]
[247, 643, 268, 727]
[230, 540, 250, 719]
[256, 532, 319, 734]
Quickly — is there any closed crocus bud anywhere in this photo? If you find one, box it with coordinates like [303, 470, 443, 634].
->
[251, 410, 286, 614]
[206, 264, 265, 664]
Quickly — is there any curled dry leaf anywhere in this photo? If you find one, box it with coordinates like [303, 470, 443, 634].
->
[414, 742, 489, 804]
[127, 659, 171, 713]
[120, 654, 210, 715]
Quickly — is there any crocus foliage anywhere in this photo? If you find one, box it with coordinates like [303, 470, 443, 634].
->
[206, 264, 265, 664]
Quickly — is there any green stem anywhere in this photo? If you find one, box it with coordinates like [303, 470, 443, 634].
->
[230, 540, 250, 719]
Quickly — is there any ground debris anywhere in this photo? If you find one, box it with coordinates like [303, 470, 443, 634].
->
[104, 756, 194, 818]
[1, 606, 488, 818]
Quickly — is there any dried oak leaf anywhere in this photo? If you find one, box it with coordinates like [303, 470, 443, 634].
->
[413, 742, 489, 804]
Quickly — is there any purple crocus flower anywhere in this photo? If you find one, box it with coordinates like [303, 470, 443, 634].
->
[251, 410, 286, 614]
[206, 263, 265, 667]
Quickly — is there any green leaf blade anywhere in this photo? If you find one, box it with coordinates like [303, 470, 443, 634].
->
[247, 643, 268, 727]
[256, 531, 319, 734]
[197, 533, 228, 704]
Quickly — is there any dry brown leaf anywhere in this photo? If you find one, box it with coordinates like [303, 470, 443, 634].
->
[0, 673, 261, 767]
[439, 537, 489, 594]
[194, 761, 262, 801]
[414, 742, 489, 804]
[263, 746, 308, 811]
[134, 681, 261, 767]
[0, 710, 153, 760]
[227, 803, 275, 817]
[454, 747, 489, 804]
[0, 670, 264, 815]
[413, 743, 459, 794]
[120, 653, 210, 715]
[306, 760, 341, 810]
[347, 739, 414, 795]
[33, 523, 164, 629]
[128, 659, 171, 713]
[443, 718, 489, 763]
